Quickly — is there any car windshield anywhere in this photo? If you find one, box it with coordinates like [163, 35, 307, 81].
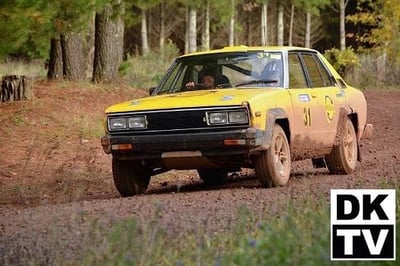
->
[155, 51, 284, 95]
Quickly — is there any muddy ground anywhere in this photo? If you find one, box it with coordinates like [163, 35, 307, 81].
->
[0, 82, 399, 263]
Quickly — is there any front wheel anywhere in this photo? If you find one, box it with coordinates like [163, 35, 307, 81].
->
[254, 124, 291, 187]
[112, 158, 151, 197]
[325, 118, 358, 174]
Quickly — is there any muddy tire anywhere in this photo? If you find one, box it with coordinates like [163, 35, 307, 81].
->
[325, 118, 358, 174]
[254, 124, 291, 187]
[112, 158, 151, 197]
[197, 169, 228, 185]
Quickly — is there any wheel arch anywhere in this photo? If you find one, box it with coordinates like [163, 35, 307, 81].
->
[276, 118, 290, 144]
[348, 112, 361, 161]
[267, 108, 291, 144]
[348, 113, 359, 136]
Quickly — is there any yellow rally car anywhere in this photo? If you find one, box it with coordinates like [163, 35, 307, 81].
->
[101, 46, 373, 197]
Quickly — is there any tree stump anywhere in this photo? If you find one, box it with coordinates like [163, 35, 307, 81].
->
[1, 75, 34, 103]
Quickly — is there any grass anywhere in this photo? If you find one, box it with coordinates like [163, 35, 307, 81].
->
[0, 59, 47, 78]
[78, 199, 326, 265]
[82, 186, 399, 266]
[122, 43, 179, 89]
[71, 112, 105, 139]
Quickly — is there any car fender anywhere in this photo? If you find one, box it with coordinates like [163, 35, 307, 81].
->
[251, 108, 289, 153]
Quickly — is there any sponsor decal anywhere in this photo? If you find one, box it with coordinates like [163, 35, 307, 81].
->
[303, 107, 311, 127]
[298, 94, 310, 102]
[324, 95, 335, 122]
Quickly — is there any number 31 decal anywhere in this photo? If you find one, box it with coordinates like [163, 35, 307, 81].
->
[303, 107, 311, 127]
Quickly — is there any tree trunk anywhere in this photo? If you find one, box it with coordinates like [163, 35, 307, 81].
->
[201, 1, 210, 51]
[141, 9, 149, 55]
[159, 2, 165, 58]
[305, 11, 311, 48]
[339, 0, 347, 50]
[92, 1, 124, 83]
[47, 37, 63, 80]
[277, 3, 284, 46]
[247, 13, 253, 46]
[188, 7, 197, 53]
[184, 7, 189, 54]
[261, 2, 268, 46]
[229, 0, 235, 46]
[60, 33, 86, 81]
[288, 5, 294, 46]
[1, 75, 33, 102]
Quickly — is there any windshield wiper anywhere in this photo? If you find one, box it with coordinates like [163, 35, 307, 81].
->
[235, 79, 278, 87]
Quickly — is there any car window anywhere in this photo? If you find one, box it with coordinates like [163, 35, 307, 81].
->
[301, 53, 334, 87]
[288, 53, 307, 88]
[156, 51, 284, 94]
[158, 62, 186, 94]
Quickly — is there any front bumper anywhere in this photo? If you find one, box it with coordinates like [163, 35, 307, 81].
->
[101, 127, 270, 159]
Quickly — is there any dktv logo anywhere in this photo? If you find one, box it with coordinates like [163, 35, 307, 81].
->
[331, 189, 396, 261]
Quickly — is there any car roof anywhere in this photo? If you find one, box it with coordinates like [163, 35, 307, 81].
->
[179, 45, 319, 58]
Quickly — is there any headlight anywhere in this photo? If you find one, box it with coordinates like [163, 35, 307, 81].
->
[128, 116, 147, 129]
[109, 117, 127, 130]
[108, 116, 147, 131]
[208, 112, 228, 124]
[207, 110, 248, 125]
[228, 111, 248, 124]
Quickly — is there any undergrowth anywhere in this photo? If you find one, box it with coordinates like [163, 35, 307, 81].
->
[82, 186, 399, 266]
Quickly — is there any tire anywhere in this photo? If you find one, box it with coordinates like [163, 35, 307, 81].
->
[254, 124, 291, 187]
[112, 158, 151, 197]
[197, 169, 228, 185]
[325, 118, 358, 174]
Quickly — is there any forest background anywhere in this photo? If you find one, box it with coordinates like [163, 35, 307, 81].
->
[0, 0, 399, 88]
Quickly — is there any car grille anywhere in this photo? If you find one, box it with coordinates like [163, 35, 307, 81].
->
[146, 109, 206, 130]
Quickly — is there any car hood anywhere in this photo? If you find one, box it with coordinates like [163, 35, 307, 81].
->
[105, 88, 280, 113]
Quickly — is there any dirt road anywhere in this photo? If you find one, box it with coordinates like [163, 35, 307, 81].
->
[0, 84, 399, 262]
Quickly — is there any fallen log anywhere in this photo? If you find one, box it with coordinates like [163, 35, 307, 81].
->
[1, 75, 34, 102]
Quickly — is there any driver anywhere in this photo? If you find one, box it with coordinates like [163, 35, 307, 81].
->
[185, 73, 215, 90]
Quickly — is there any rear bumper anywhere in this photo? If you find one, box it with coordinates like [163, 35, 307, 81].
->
[101, 127, 269, 159]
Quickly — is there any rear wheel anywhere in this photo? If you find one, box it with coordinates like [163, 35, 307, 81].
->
[254, 124, 291, 187]
[112, 158, 151, 197]
[197, 169, 228, 185]
[325, 118, 358, 174]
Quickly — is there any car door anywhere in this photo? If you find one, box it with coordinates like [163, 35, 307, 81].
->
[299, 52, 346, 147]
[287, 51, 345, 159]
